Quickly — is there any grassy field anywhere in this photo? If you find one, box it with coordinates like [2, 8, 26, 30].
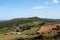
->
[0, 34, 31, 40]
[0, 34, 40, 40]
[0, 34, 21, 40]
[0, 27, 39, 40]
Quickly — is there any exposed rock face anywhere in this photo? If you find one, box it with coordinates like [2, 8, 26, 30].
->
[37, 23, 60, 34]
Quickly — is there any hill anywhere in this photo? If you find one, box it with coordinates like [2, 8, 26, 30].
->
[0, 17, 60, 40]
[0, 17, 59, 28]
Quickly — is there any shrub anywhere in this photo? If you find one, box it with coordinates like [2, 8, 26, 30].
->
[21, 27, 39, 35]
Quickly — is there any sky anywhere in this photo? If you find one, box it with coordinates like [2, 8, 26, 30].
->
[0, 0, 60, 20]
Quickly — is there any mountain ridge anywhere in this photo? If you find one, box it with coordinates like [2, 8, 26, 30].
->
[0, 17, 60, 28]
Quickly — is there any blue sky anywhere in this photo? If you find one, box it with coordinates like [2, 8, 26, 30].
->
[0, 0, 60, 20]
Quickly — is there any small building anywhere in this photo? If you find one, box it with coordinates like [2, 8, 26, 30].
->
[12, 32, 21, 34]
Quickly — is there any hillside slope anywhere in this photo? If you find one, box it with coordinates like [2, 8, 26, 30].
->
[0, 17, 58, 28]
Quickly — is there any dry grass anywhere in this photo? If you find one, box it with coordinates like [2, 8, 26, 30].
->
[0, 34, 20, 40]
[38, 23, 60, 33]
[0, 34, 31, 40]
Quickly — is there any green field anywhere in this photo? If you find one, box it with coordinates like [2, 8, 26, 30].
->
[0, 27, 39, 40]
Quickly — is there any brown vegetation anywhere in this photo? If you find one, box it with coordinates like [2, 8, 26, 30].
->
[38, 23, 60, 34]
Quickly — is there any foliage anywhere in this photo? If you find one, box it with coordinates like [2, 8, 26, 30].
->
[0, 17, 59, 40]
[42, 32, 56, 38]
[52, 25, 60, 30]
[21, 27, 39, 35]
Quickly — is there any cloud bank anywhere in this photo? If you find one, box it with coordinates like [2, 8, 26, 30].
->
[53, 0, 59, 4]
[32, 6, 50, 10]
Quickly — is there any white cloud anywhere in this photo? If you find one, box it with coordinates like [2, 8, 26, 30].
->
[32, 6, 50, 10]
[53, 0, 59, 4]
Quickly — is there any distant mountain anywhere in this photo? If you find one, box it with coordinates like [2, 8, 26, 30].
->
[54, 19, 60, 22]
[0, 17, 60, 28]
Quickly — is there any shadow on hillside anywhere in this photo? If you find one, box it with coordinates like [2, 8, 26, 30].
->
[16, 35, 60, 40]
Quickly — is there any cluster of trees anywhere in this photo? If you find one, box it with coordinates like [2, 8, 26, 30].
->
[0, 19, 34, 28]
[0, 17, 59, 40]
[16, 22, 45, 32]
[0, 17, 55, 28]
[52, 25, 60, 30]
[0, 20, 45, 34]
